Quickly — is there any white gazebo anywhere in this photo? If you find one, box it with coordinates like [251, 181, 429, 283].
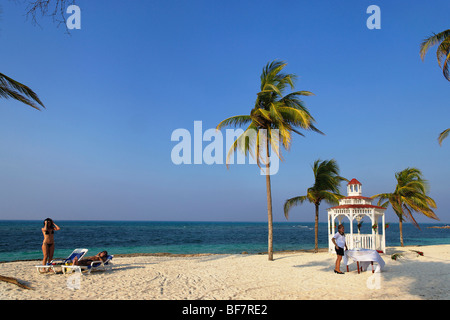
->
[327, 178, 386, 253]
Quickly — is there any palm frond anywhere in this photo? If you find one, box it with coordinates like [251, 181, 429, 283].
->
[224, 122, 269, 169]
[258, 83, 282, 98]
[216, 115, 252, 130]
[218, 59, 321, 174]
[0, 73, 45, 110]
[283, 195, 308, 219]
[420, 29, 450, 81]
[438, 128, 450, 146]
[436, 38, 450, 69]
[379, 167, 439, 225]
[402, 205, 420, 229]
[318, 190, 343, 206]
[371, 193, 391, 205]
[420, 29, 450, 60]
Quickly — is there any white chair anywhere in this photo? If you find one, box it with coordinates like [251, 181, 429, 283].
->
[62, 255, 114, 274]
[35, 248, 88, 274]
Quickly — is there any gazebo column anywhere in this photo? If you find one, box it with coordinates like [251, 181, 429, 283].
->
[349, 211, 354, 250]
[331, 214, 335, 234]
[329, 213, 335, 253]
[374, 214, 379, 250]
[382, 212, 386, 253]
[328, 213, 331, 253]
[328, 212, 331, 236]
[349, 212, 354, 235]
[370, 211, 375, 250]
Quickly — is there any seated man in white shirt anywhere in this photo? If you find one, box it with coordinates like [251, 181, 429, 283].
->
[332, 224, 348, 274]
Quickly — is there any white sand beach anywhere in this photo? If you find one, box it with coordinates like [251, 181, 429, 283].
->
[1, 244, 449, 300]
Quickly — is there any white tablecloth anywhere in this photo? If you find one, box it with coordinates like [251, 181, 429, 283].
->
[343, 249, 385, 273]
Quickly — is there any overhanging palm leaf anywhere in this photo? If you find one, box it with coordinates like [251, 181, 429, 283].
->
[216, 115, 252, 129]
[438, 128, 450, 146]
[420, 30, 450, 145]
[0, 73, 45, 110]
[420, 29, 450, 81]
[437, 38, 450, 80]
[283, 196, 308, 215]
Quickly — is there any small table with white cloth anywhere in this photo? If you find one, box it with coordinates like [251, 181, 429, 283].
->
[343, 249, 385, 273]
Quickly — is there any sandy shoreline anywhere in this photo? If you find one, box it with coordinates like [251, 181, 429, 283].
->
[1, 245, 449, 300]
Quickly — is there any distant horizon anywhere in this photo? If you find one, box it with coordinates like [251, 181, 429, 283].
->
[1, 219, 448, 224]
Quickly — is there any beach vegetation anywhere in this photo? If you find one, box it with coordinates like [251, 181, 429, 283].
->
[216, 60, 322, 260]
[0, 73, 45, 111]
[372, 167, 439, 247]
[420, 29, 450, 82]
[391, 253, 403, 260]
[419, 29, 449, 145]
[438, 128, 449, 146]
[283, 159, 346, 253]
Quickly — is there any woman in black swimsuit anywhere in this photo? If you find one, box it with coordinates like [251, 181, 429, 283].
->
[41, 218, 60, 266]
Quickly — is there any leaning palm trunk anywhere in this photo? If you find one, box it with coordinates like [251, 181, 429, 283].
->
[399, 218, 404, 247]
[314, 203, 319, 253]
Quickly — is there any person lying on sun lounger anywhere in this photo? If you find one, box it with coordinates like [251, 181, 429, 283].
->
[71, 251, 108, 266]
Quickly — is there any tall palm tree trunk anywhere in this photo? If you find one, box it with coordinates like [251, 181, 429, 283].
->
[399, 218, 404, 247]
[314, 203, 319, 253]
[265, 135, 274, 261]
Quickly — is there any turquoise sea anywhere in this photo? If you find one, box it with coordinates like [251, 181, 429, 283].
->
[0, 220, 449, 262]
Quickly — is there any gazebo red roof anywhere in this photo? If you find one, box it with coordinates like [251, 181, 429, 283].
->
[347, 178, 362, 185]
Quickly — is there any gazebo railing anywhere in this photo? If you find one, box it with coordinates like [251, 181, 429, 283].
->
[329, 234, 385, 253]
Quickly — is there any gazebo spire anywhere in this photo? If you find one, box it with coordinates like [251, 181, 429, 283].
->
[347, 178, 362, 196]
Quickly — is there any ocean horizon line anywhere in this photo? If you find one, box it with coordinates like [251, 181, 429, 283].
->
[1, 219, 449, 225]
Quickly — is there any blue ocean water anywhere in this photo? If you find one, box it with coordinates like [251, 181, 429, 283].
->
[0, 220, 449, 262]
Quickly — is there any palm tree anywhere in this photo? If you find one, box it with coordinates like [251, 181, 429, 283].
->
[420, 29, 450, 81]
[0, 73, 45, 110]
[372, 168, 438, 247]
[283, 159, 346, 253]
[438, 128, 449, 146]
[420, 29, 449, 146]
[216, 60, 322, 261]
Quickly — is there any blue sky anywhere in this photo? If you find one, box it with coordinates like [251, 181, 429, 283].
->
[0, 0, 449, 223]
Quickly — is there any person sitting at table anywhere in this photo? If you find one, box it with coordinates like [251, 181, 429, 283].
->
[332, 225, 348, 274]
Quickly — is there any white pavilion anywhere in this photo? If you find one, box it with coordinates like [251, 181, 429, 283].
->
[327, 178, 387, 253]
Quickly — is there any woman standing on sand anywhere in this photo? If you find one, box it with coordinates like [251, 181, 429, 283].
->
[41, 218, 60, 265]
[332, 224, 347, 274]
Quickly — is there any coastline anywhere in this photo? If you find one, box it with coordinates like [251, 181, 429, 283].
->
[0, 247, 328, 264]
[1, 244, 449, 300]
[2, 220, 449, 263]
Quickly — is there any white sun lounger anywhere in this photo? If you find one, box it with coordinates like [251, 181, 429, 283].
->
[62, 254, 114, 274]
[35, 248, 88, 274]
